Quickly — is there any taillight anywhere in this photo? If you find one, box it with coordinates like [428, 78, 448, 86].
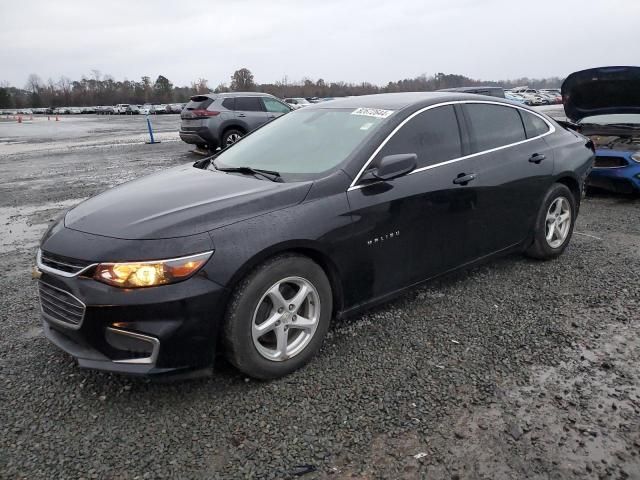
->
[191, 109, 220, 118]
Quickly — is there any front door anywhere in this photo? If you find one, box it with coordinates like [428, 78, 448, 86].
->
[343, 105, 480, 306]
[261, 97, 292, 122]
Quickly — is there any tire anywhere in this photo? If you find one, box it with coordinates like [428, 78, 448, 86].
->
[223, 254, 333, 379]
[525, 183, 576, 260]
[221, 128, 244, 148]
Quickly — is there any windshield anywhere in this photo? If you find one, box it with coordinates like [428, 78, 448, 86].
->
[580, 114, 640, 125]
[210, 108, 392, 179]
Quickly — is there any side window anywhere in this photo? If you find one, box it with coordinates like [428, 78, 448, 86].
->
[375, 105, 462, 169]
[221, 98, 235, 110]
[234, 97, 264, 112]
[519, 110, 550, 138]
[262, 97, 291, 113]
[465, 103, 526, 152]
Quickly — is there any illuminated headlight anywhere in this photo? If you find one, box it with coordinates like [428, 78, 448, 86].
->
[631, 153, 640, 163]
[94, 251, 213, 288]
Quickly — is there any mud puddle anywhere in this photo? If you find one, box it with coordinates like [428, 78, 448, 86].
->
[0, 198, 86, 254]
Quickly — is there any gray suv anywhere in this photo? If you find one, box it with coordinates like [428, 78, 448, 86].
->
[179, 92, 292, 150]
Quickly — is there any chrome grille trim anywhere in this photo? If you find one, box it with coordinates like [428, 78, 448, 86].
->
[108, 328, 160, 365]
[37, 249, 97, 278]
[38, 281, 86, 330]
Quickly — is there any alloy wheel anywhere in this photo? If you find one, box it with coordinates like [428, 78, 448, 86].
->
[545, 196, 572, 248]
[226, 133, 241, 146]
[251, 276, 320, 361]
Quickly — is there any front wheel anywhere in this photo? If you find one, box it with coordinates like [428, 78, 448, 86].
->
[223, 254, 332, 379]
[525, 183, 576, 260]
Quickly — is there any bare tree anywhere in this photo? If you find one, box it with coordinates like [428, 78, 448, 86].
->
[191, 78, 209, 94]
[25, 74, 43, 94]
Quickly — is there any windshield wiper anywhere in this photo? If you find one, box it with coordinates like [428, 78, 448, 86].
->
[212, 160, 282, 182]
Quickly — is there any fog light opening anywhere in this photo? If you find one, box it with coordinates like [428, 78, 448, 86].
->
[105, 327, 159, 365]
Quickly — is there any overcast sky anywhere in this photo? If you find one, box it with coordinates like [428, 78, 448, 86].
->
[1, 0, 638, 88]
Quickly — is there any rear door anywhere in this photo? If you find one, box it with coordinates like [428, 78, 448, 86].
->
[234, 96, 268, 130]
[461, 102, 554, 256]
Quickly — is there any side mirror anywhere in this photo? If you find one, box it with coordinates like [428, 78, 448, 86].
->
[361, 153, 417, 182]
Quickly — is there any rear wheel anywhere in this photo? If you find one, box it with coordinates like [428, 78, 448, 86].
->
[525, 183, 576, 260]
[223, 254, 332, 379]
[222, 128, 244, 148]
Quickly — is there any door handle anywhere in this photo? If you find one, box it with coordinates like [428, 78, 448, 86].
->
[528, 153, 546, 163]
[453, 173, 476, 185]
[237, 113, 246, 117]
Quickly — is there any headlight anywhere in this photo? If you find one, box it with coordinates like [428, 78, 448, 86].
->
[93, 251, 213, 288]
[631, 153, 640, 163]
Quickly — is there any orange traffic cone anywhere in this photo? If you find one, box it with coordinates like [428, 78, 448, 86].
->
[48, 116, 50, 121]
[18, 116, 22, 123]
[30, 115, 33, 120]
[55, 115, 59, 122]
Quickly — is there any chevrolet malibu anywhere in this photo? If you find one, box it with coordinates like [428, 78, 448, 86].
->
[36, 92, 594, 379]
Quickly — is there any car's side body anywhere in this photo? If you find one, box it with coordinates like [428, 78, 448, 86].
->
[37, 92, 593, 375]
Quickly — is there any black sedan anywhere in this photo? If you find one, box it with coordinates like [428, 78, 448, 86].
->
[35, 92, 594, 379]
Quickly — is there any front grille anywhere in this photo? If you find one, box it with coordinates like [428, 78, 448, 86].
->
[594, 156, 628, 168]
[40, 251, 91, 275]
[38, 282, 85, 327]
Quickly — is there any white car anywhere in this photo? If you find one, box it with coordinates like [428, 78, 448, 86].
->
[113, 104, 130, 114]
[284, 98, 311, 109]
[68, 107, 83, 114]
[139, 104, 151, 115]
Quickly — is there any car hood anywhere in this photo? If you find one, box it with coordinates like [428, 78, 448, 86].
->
[65, 164, 312, 240]
[562, 66, 640, 122]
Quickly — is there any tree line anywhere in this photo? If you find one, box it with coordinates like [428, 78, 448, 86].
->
[0, 68, 563, 109]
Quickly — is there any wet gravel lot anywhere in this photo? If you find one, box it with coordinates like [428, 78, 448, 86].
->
[1, 115, 639, 479]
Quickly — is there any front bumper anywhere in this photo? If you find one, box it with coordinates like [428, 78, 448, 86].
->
[37, 268, 229, 375]
[587, 156, 640, 194]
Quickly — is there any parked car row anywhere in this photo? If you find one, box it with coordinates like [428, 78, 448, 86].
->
[505, 88, 562, 106]
[1, 103, 187, 116]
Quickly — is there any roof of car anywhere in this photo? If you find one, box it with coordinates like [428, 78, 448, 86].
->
[216, 92, 273, 98]
[306, 92, 510, 111]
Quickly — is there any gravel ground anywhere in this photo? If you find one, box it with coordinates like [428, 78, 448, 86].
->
[0, 116, 639, 479]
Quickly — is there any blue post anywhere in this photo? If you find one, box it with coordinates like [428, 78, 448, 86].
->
[145, 115, 160, 144]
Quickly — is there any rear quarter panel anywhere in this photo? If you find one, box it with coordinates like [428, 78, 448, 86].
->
[544, 124, 594, 195]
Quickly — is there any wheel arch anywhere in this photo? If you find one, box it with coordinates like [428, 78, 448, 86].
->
[554, 174, 582, 211]
[221, 123, 248, 138]
[223, 240, 345, 321]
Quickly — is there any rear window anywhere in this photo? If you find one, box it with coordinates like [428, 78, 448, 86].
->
[235, 97, 264, 112]
[186, 96, 214, 110]
[465, 103, 526, 152]
[519, 110, 550, 138]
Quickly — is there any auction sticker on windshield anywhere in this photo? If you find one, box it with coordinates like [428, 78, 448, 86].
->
[351, 108, 394, 118]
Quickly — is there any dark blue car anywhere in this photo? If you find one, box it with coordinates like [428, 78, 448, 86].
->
[562, 66, 640, 194]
